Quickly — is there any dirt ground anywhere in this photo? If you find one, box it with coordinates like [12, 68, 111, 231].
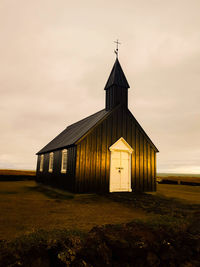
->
[0, 181, 148, 240]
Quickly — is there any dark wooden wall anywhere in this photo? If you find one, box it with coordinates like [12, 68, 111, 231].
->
[75, 105, 157, 193]
[36, 146, 77, 192]
[106, 86, 128, 110]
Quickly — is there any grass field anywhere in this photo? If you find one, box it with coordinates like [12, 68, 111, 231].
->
[157, 173, 200, 185]
[0, 180, 199, 241]
[150, 183, 200, 204]
[0, 169, 35, 176]
[158, 172, 200, 177]
[0, 181, 148, 240]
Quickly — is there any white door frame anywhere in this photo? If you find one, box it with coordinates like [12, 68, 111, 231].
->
[109, 137, 133, 192]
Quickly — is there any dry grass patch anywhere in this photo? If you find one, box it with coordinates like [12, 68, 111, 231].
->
[0, 181, 148, 240]
[1, 181, 199, 241]
[151, 184, 200, 204]
[157, 174, 200, 185]
[0, 169, 35, 176]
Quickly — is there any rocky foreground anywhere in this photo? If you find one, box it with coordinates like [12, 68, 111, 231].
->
[0, 213, 200, 267]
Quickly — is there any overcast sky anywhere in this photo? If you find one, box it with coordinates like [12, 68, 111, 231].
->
[0, 0, 200, 173]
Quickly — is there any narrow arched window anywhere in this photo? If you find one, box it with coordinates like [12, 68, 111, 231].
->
[61, 149, 68, 173]
[39, 154, 44, 172]
[48, 152, 54, 172]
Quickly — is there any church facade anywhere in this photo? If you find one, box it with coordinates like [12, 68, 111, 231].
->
[36, 58, 159, 193]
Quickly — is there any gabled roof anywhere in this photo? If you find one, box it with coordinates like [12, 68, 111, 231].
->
[104, 58, 130, 90]
[37, 109, 109, 154]
[37, 104, 158, 155]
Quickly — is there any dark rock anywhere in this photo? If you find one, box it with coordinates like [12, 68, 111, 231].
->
[146, 252, 160, 266]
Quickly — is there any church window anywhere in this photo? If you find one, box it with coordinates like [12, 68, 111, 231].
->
[61, 149, 68, 173]
[49, 152, 54, 172]
[39, 154, 44, 172]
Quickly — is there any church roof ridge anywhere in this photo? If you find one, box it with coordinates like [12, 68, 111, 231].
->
[66, 109, 105, 130]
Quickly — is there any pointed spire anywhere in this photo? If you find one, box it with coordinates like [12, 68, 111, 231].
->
[104, 58, 130, 90]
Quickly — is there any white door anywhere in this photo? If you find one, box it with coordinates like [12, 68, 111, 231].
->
[110, 151, 121, 190]
[120, 151, 129, 189]
[109, 137, 133, 192]
[110, 150, 131, 192]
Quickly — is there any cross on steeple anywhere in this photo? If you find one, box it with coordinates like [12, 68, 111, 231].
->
[114, 39, 121, 58]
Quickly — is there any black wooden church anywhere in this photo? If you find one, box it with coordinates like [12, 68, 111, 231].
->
[36, 56, 159, 193]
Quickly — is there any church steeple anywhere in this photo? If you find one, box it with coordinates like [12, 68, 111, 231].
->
[104, 58, 130, 111]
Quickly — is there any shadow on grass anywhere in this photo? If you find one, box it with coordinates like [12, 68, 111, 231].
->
[0, 175, 34, 181]
[24, 185, 74, 200]
[105, 192, 200, 219]
[0, 191, 18, 195]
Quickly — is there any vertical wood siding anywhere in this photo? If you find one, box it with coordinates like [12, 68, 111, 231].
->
[75, 105, 157, 193]
[135, 127, 140, 189]
[154, 152, 157, 191]
[147, 143, 151, 190]
[106, 86, 128, 110]
[36, 146, 77, 192]
[143, 138, 147, 191]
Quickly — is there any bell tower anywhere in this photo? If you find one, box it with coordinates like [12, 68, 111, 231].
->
[104, 58, 130, 111]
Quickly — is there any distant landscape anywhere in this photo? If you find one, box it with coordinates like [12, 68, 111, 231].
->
[0, 169, 36, 181]
[0, 169, 36, 176]
[1, 169, 200, 178]
[157, 172, 200, 185]
[158, 172, 200, 177]
[1, 169, 200, 185]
